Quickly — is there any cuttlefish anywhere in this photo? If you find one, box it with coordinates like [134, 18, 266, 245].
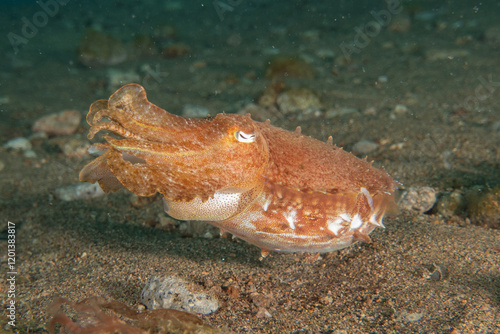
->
[80, 84, 397, 257]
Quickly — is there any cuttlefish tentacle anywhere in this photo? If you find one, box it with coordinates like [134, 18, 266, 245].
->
[87, 123, 143, 141]
[88, 102, 210, 144]
[80, 84, 397, 256]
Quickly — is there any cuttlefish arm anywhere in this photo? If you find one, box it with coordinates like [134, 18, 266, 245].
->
[80, 84, 269, 205]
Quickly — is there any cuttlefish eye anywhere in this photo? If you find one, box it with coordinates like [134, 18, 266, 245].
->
[235, 130, 256, 143]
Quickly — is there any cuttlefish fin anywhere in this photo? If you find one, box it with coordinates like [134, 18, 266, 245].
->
[79, 151, 124, 193]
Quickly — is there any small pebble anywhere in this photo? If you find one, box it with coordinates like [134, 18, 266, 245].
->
[399, 186, 437, 213]
[377, 75, 388, 83]
[51, 135, 91, 158]
[55, 182, 105, 201]
[250, 292, 273, 309]
[405, 312, 424, 322]
[435, 191, 465, 217]
[324, 106, 359, 118]
[388, 15, 411, 33]
[23, 150, 37, 158]
[3, 138, 36, 158]
[256, 307, 272, 318]
[465, 186, 500, 229]
[32, 110, 81, 136]
[3, 137, 32, 151]
[315, 49, 336, 59]
[352, 139, 379, 155]
[363, 107, 377, 116]
[425, 263, 448, 281]
[276, 88, 323, 117]
[141, 276, 219, 315]
[393, 104, 408, 115]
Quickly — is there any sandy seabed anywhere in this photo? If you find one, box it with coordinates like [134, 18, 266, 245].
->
[0, 1, 499, 333]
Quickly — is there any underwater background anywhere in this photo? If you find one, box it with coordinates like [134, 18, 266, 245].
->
[0, 1, 499, 333]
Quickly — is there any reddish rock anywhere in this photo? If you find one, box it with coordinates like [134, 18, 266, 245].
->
[32, 110, 82, 136]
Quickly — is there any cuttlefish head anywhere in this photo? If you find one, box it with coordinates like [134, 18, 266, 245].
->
[80, 84, 269, 220]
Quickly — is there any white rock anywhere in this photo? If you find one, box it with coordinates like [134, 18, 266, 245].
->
[55, 182, 105, 201]
[3, 137, 32, 151]
[399, 186, 437, 213]
[352, 140, 379, 155]
[141, 276, 219, 315]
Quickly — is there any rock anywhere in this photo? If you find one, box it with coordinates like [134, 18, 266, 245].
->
[393, 104, 408, 115]
[399, 186, 437, 213]
[300, 29, 320, 42]
[256, 308, 272, 318]
[32, 110, 81, 136]
[424, 263, 448, 281]
[58, 136, 91, 158]
[315, 49, 336, 59]
[257, 81, 285, 108]
[55, 183, 106, 201]
[3, 137, 32, 151]
[250, 292, 273, 309]
[265, 55, 315, 79]
[388, 15, 411, 33]
[141, 276, 219, 315]
[434, 191, 465, 217]
[465, 186, 500, 229]
[78, 29, 128, 67]
[178, 221, 219, 239]
[352, 140, 379, 155]
[49, 135, 91, 158]
[403, 312, 424, 322]
[3, 137, 36, 158]
[324, 106, 359, 118]
[276, 88, 323, 118]
[161, 43, 190, 58]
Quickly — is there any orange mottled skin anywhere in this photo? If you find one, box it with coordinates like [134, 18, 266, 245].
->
[80, 84, 397, 257]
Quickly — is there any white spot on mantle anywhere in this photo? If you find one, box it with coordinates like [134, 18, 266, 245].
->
[350, 214, 363, 230]
[327, 218, 344, 236]
[283, 209, 297, 230]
